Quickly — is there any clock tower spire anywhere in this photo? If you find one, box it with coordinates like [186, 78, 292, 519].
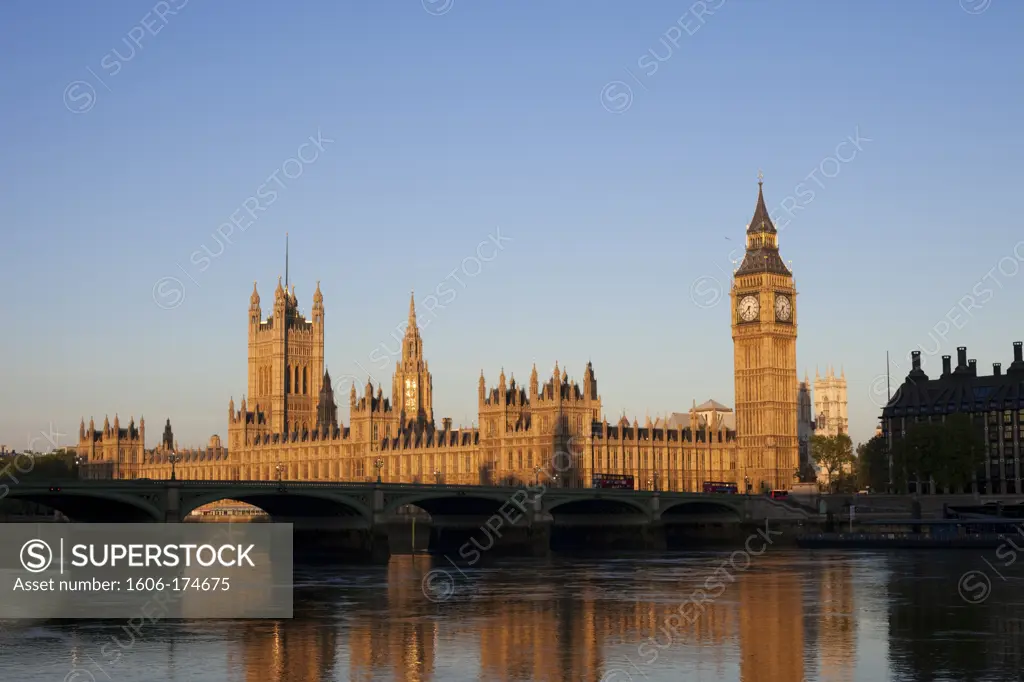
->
[392, 291, 433, 427]
[731, 174, 799, 492]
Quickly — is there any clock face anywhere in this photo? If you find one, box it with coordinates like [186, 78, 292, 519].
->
[404, 378, 417, 411]
[775, 294, 792, 321]
[738, 295, 759, 322]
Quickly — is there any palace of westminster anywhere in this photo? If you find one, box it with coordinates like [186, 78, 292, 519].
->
[78, 180, 847, 493]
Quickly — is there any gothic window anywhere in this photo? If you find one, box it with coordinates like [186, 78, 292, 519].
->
[285, 366, 291, 393]
[303, 367, 308, 395]
[294, 366, 300, 394]
[507, 452, 513, 469]
[373, 425, 378, 441]
[518, 450, 523, 470]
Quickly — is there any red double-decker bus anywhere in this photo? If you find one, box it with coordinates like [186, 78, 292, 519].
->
[592, 474, 635, 490]
[702, 481, 738, 494]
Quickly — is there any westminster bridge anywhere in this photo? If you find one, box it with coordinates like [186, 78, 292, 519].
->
[4, 480, 812, 561]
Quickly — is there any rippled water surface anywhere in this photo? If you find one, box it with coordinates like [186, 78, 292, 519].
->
[2, 550, 1022, 681]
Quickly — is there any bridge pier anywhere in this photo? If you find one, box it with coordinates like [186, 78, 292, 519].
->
[550, 521, 666, 551]
[293, 526, 391, 564]
[428, 516, 551, 562]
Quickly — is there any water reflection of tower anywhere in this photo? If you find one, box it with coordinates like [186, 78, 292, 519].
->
[738, 560, 804, 682]
[348, 556, 437, 681]
[479, 583, 602, 681]
[235, 621, 338, 682]
[817, 559, 856, 682]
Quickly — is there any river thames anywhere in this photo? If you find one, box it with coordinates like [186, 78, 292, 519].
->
[2, 549, 1021, 681]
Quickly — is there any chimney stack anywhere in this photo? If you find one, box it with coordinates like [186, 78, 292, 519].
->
[442, 417, 452, 431]
[942, 355, 952, 376]
[1015, 341, 1023, 363]
[911, 351, 921, 370]
[968, 359, 977, 375]
[957, 346, 968, 369]
[994, 363, 1002, 376]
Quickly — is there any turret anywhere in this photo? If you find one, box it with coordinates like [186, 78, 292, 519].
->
[79, 418, 85, 441]
[316, 368, 337, 433]
[529, 364, 539, 402]
[583, 361, 596, 400]
[312, 280, 324, 323]
[479, 370, 486, 403]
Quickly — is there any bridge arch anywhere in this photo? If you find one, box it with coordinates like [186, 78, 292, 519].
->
[5, 489, 163, 523]
[547, 497, 650, 517]
[384, 491, 513, 517]
[180, 490, 373, 524]
[657, 499, 743, 521]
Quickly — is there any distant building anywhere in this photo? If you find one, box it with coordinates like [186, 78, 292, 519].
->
[881, 343, 1024, 494]
[76, 416, 229, 480]
[814, 366, 848, 438]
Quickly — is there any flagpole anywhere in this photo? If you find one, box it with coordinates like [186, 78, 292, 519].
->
[886, 351, 891, 403]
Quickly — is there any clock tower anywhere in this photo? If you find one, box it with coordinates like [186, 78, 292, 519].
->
[731, 175, 799, 492]
[392, 292, 434, 427]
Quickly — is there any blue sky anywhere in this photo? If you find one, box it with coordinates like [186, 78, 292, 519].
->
[1, 0, 1022, 451]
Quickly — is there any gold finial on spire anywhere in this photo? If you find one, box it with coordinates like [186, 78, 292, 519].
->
[757, 169, 764, 185]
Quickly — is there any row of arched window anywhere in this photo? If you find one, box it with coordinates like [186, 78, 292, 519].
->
[256, 365, 311, 396]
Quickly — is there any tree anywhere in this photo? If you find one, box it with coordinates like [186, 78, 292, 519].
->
[856, 435, 888, 492]
[890, 418, 985, 493]
[811, 433, 854, 493]
[936, 414, 985, 492]
[0, 451, 79, 480]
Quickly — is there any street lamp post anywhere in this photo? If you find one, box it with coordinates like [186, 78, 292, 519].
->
[169, 452, 180, 481]
[552, 473, 560, 488]
[375, 457, 384, 483]
[534, 466, 542, 486]
[74, 455, 86, 480]
[433, 469, 441, 485]
[276, 462, 284, 482]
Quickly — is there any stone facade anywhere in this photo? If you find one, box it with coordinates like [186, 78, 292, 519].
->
[78, 180, 800, 492]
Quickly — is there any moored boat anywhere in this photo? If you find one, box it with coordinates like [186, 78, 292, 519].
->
[797, 517, 1024, 549]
